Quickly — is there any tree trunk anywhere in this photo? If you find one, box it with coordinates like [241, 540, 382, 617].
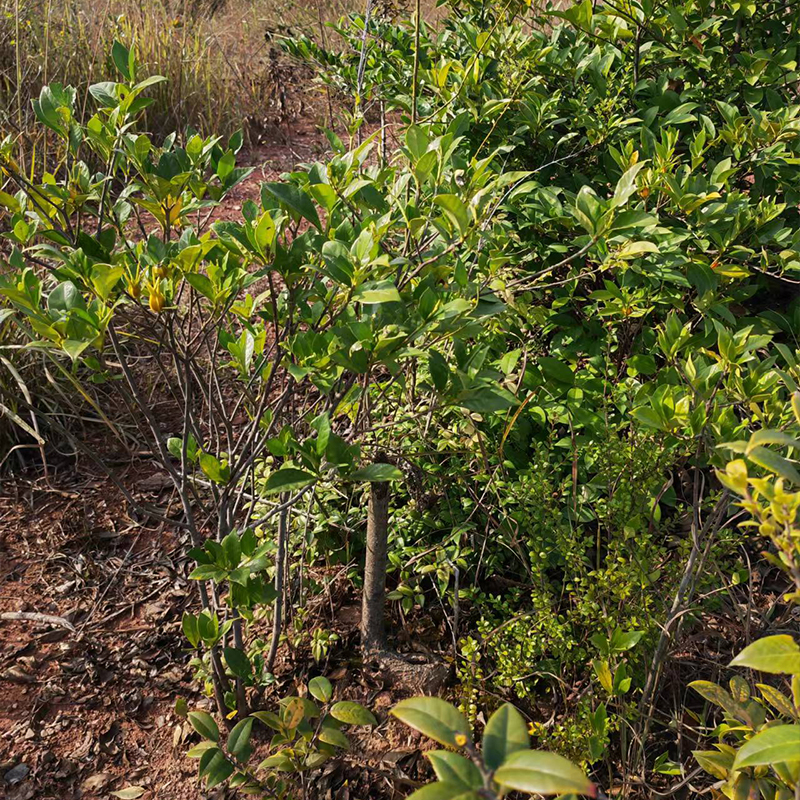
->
[361, 479, 390, 653]
[266, 503, 288, 671]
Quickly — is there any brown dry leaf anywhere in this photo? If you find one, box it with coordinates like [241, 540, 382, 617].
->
[80, 772, 113, 792]
[110, 787, 146, 799]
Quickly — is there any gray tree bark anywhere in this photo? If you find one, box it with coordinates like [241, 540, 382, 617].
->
[361, 479, 390, 653]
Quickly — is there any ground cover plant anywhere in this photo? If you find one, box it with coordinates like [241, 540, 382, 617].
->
[1, 0, 800, 798]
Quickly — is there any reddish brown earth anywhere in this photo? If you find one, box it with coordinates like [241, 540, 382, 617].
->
[0, 465, 443, 800]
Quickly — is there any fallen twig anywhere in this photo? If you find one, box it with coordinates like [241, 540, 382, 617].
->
[1, 611, 76, 631]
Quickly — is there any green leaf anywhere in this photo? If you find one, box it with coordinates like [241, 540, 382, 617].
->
[434, 194, 470, 237]
[406, 783, 481, 800]
[282, 696, 307, 728]
[354, 279, 401, 304]
[186, 741, 216, 758]
[89, 81, 118, 107]
[182, 612, 200, 648]
[62, 339, 90, 362]
[539, 357, 575, 386]
[689, 680, 736, 710]
[427, 751, 482, 789]
[632, 407, 664, 430]
[493, 750, 594, 795]
[185, 273, 215, 301]
[429, 350, 450, 392]
[111, 40, 131, 80]
[330, 701, 377, 726]
[217, 151, 235, 180]
[459, 385, 517, 413]
[264, 467, 317, 494]
[730, 635, 800, 675]
[188, 564, 226, 582]
[199, 453, 229, 484]
[188, 711, 220, 742]
[747, 429, 800, 454]
[757, 684, 797, 718]
[91, 264, 123, 301]
[405, 125, 429, 160]
[252, 710, 283, 730]
[348, 463, 403, 482]
[261, 182, 321, 230]
[167, 437, 183, 460]
[612, 162, 645, 208]
[309, 676, 333, 703]
[201, 747, 234, 788]
[483, 703, 530, 771]
[227, 717, 253, 756]
[693, 749, 733, 780]
[733, 725, 800, 769]
[747, 446, 800, 485]
[391, 697, 471, 748]
[223, 647, 251, 679]
[221, 532, 241, 569]
[318, 726, 350, 749]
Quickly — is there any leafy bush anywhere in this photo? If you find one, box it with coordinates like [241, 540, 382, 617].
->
[5, 0, 800, 795]
[691, 399, 800, 800]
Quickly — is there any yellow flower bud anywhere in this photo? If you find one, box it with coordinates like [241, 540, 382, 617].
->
[149, 288, 165, 313]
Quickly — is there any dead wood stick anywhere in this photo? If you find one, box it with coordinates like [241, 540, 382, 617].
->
[1, 611, 76, 631]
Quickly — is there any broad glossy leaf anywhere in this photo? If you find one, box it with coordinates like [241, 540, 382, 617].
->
[730, 636, 800, 675]
[434, 194, 470, 236]
[539, 357, 574, 387]
[353, 279, 401, 304]
[182, 612, 200, 648]
[458, 386, 517, 413]
[283, 697, 307, 728]
[747, 446, 800, 485]
[693, 749, 733, 780]
[330, 701, 377, 726]
[690, 680, 736, 710]
[482, 703, 529, 770]
[227, 717, 253, 756]
[428, 350, 450, 392]
[201, 747, 234, 788]
[757, 684, 797, 718]
[747, 429, 800, 454]
[199, 453, 229, 484]
[264, 467, 317, 494]
[427, 751, 482, 789]
[348, 463, 403, 482]
[262, 182, 320, 229]
[318, 725, 350, 749]
[407, 782, 481, 800]
[493, 750, 594, 796]
[223, 647, 251, 679]
[733, 725, 800, 769]
[188, 711, 220, 742]
[309, 676, 333, 703]
[391, 698, 471, 747]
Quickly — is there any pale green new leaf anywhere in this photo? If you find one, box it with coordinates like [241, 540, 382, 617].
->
[733, 725, 800, 769]
[730, 635, 800, 675]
